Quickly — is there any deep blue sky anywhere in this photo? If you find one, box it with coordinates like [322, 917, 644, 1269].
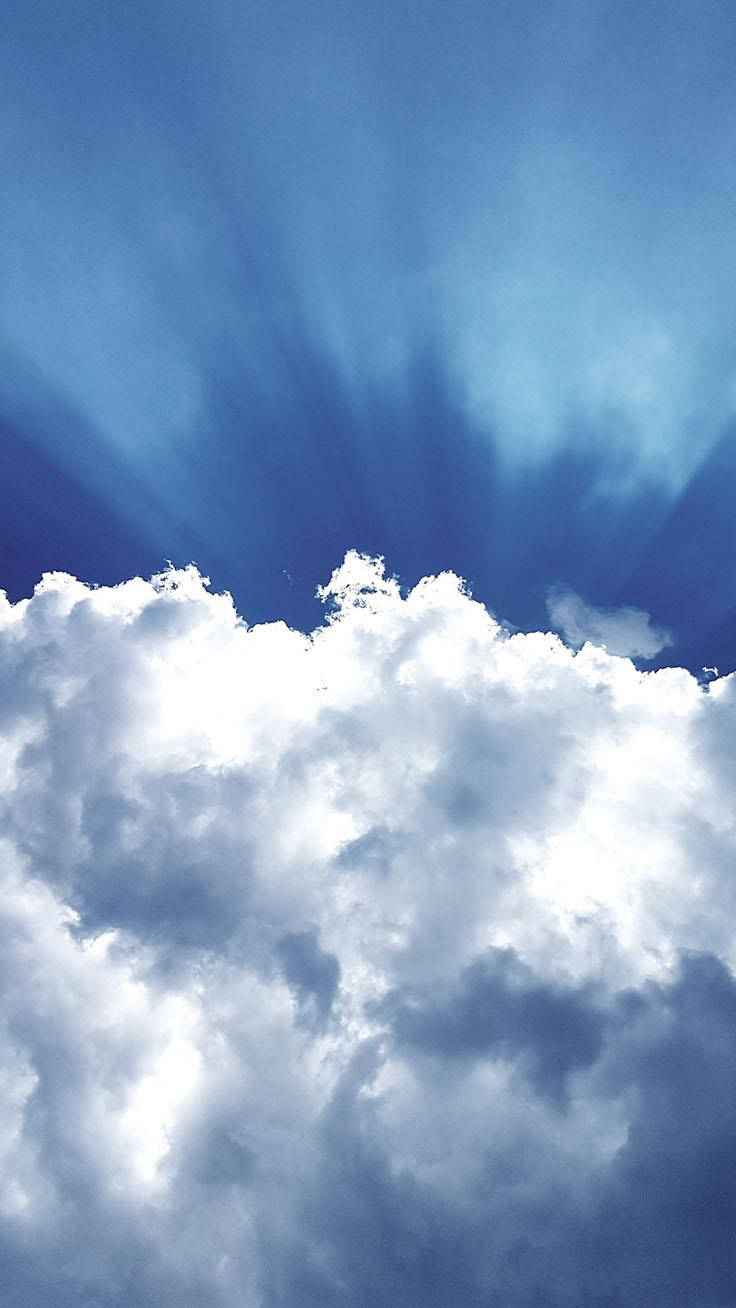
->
[3, 0, 736, 670]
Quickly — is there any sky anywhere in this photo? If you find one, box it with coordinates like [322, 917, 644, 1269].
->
[3, 0, 736, 665]
[3, 2, 736, 1304]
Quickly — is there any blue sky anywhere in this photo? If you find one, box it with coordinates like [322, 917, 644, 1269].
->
[3, 0, 736, 667]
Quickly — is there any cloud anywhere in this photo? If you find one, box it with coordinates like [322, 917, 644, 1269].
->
[546, 585, 674, 658]
[381, 946, 607, 1101]
[276, 930, 341, 1028]
[1, 552, 736, 1304]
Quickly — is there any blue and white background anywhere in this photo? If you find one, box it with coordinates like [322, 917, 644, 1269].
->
[3, 2, 736, 1304]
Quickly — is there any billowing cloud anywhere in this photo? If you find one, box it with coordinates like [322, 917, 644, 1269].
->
[546, 586, 674, 658]
[1, 552, 736, 1305]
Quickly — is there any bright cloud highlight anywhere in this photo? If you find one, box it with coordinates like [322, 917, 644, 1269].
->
[1, 553, 735, 1306]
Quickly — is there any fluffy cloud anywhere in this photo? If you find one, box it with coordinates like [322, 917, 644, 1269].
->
[546, 586, 674, 659]
[1, 552, 735, 1305]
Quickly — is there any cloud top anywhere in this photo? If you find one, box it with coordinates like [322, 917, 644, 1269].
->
[0, 553, 735, 1305]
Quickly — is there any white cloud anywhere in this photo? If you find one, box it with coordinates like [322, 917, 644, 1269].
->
[0, 554, 735, 1304]
[546, 585, 674, 658]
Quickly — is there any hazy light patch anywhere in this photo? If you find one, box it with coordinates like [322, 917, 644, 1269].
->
[446, 239, 733, 492]
[121, 1010, 202, 1189]
[0, 1049, 38, 1219]
[547, 587, 674, 659]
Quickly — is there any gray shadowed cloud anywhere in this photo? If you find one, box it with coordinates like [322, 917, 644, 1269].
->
[276, 929, 341, 1027]
[381, 946, 607, 1100]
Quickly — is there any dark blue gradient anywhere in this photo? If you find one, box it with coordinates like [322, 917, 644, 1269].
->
[3, 0, 736, 670]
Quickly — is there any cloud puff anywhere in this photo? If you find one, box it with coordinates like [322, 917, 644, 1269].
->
[547, 585, 674, 658]
[1, 553, 735, 1305]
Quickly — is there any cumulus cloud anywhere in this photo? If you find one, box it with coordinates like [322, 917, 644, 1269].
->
[1, 552, 735, 1305]
[546, 585, 674, 658]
